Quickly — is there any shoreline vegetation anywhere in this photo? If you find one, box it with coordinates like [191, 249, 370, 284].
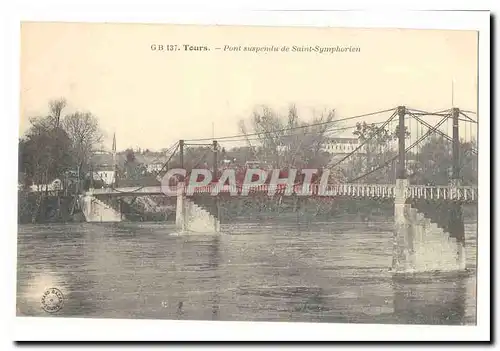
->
[17, 191, 478, 225]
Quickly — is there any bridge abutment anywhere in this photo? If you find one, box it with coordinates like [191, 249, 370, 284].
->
[392, 179, 415, 272]
[175, 183, 221, 233]
[392, 179, 467, 274]
[448, 179, 466, 271]
[79, 194, 123, 222]
[175, 185, 185, 231]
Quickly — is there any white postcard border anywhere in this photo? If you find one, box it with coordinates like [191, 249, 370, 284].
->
[2, 5, 491, 343]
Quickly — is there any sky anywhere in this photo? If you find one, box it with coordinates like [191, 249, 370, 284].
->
[20, 22, 478, 151]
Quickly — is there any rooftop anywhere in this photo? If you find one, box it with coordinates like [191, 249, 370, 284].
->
[91, 152, 169, 168]
[325, 137, 359, 143]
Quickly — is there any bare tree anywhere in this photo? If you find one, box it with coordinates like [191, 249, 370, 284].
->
[49, 98, 67, 128]
[62, 111, 104, 175]
[20, 99, 73, 223]
[23, 98, 72, 185]
[239, 104, 336, 168]
[27, 98, 67, 131]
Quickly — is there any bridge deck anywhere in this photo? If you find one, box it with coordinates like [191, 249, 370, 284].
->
[87, 183, 477, 202]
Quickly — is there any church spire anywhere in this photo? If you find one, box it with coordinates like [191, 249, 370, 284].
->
[112, 132, 117, 186]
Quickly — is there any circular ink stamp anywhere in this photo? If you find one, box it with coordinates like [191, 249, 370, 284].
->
[41, 288, 64, 313]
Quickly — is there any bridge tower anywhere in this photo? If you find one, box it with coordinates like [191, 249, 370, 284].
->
[175, 139, 221, 233]
[179, 139, 184, 168]
[449, 107, 466, 270]
[392, 106, 413, 272]
[392, 106, 467, 274]
[112, 132, 117, 187]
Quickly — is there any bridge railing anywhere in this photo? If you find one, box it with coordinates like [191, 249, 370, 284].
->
[322, 184, 396, 198]
[406, 185, 477, 202]
[87, 186, 165, 195]
[87, 183, 477, 201]
[88, 183, 398, 197]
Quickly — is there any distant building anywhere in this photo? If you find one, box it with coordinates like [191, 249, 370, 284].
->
[322, 137, 367, 155]
[90, 133, 117, 187]
[29, 178, 63, 192]
[136, 154, 169, 174]
[92, 166, 116, 186]
[145, 162, 165, 174]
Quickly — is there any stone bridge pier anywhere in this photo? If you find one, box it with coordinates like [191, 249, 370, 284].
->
[392, 178, 467, 274]
[79, 194, 123, 222]
[175, 183, 221, 233]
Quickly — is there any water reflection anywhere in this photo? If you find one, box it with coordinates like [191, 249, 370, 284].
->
[17, 221, 476, 325]
[17, 227, 99, 316]
[392, 275, 467, 325]
[208, 235, 221, 320]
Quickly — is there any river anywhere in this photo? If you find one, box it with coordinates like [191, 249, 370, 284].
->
[16, 221, 477, 325]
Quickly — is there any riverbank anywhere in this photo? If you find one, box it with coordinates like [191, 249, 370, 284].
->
[18, 191, 478, 225]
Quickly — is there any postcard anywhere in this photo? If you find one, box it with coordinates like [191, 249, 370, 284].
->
[13, 10, 490, 342]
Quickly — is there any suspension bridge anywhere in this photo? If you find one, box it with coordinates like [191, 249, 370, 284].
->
[80, 105, 478, 275]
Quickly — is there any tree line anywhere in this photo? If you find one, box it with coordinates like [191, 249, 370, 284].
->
[18, 98, 104, 191]
[18, 100, 478, 190]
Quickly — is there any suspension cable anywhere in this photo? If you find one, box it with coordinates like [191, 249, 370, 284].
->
[459, 111, 477, 123]
[409, 113, 477, 155]
[217, 124, 361, 143]
[90, 141, 178, 192]
[153, 142, 180, 176]
[139, 141, 179, 168]
[461, 109, 477, 114]
[110, 142, 179, 193]
[328, 109, 398, 170]
[213, 115, 413, 144]
[347, 115, 449, 183]
[407, 107, 451, 115]
[184, 108, 396, 142]
[410, 112, 474, 123]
